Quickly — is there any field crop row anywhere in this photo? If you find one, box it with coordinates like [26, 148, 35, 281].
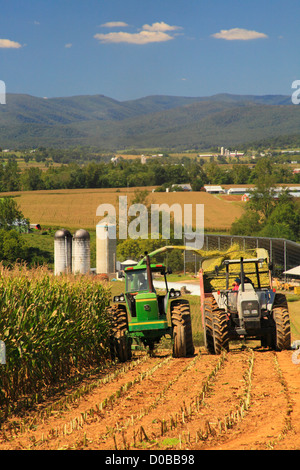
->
[0, 265, 111, 422]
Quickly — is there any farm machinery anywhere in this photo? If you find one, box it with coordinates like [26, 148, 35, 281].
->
[108, 244, 291, 361]
[108, 250, 194, 362]
[200, 256, 291, 354]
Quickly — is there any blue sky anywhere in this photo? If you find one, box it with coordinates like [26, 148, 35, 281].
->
[0, 0, 299, 101]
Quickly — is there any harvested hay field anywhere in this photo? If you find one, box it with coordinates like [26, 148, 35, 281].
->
[0, 187, 244, 230]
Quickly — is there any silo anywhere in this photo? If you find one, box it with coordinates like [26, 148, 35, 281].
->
[54, 229, 72, 275]
[72, 229, 90, 274]
[96, 222, 116, 275]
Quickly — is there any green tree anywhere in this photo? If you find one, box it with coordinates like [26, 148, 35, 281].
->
[0, 197, 26, 229]
[248, 174, 276, 221]
[258, 192, 300, 241]
[204, 162, 232, 184]
[230, 165, 251, 184]
[231, 188, 300, 241]
[3, 160, 20, 191]
[230, 210, 261, 236]
[1, 230, 28, 263]
[21, 167, 45, 190]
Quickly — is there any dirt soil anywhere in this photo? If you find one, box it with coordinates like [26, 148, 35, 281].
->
[1, 344, 300, 451]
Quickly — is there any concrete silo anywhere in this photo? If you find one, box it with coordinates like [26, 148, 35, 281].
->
[72, 229, 90, 274]
[96, 222, 116, 276]
[54, 229, 72, 275]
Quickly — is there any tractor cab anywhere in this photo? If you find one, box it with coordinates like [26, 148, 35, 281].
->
[123, 262, 170, 323]
[110, 253, 188, 356]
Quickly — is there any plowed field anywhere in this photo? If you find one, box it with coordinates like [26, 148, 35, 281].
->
[1, 343, 300, 451]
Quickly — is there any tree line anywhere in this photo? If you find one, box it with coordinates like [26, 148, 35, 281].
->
[0, 155, 299, 192]
[230, 159, 300, 241]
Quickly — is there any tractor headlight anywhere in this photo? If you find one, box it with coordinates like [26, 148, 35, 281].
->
[113, 294, 125, 302]
[242, 300, 260, 317]
[169, 290, 181, 298]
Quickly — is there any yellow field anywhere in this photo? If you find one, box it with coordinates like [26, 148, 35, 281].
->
[0, 187, 244, 230]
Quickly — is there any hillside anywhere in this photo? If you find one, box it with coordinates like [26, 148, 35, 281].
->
[0, 92, 298, 150]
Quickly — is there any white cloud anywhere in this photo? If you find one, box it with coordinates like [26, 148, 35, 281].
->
[100, 21, 129, 28]
[65, 43, 72, 48]
[94, 22, 181, 45]
[94, 30, 174, 44]
[0, 39, 22, 48]
[212, 28, 268, 41]
[142, 22, 181, 32]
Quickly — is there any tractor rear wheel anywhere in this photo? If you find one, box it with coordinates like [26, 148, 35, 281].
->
[204, 296, 229, 354]
[108, 304, 132, 362]
[171, 299, 194, 358]
[272, 294, 291, 351]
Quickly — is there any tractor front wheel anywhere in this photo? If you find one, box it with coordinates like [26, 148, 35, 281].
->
[204, 296, 229, 355]
[171, 299, 194, 358]
[271, 294, 291, 351]
[108, 304, 132, 362]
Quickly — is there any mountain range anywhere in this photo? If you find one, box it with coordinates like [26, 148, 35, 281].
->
[0, 92, 299, 150]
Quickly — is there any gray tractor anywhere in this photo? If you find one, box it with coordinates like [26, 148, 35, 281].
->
[200, 257, 291, 354]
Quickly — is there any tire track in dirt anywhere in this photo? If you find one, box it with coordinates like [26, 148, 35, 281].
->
[44, 349, 215, 450]
[1, 346, 300, 450]
[271, 350, 300, 450]
[134, 347, 253, 450]
[195, 349, 295, 450]
[0, 352, 169, 449]
[0, 348, 221, 450]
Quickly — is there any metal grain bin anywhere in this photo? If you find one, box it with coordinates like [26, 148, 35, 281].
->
[54, 229, 72, 275]
[72, 229, 90, 274]
[96, 222, 116, 275]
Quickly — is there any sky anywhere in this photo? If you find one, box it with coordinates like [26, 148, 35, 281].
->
[0, 0, 300, 101]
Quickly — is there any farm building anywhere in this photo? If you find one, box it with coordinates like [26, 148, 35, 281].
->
[227, 187, 249, 195]
[273, 186, 300, 198]
[204, 185, 225, 194]
[171, 183, 192, 191]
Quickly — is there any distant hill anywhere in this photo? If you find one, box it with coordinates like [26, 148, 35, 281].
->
[0, 92, 298, 150]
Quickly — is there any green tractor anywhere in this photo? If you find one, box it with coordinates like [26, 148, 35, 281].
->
[108, 252, 194, 362]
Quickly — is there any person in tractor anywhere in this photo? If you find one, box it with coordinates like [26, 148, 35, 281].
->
[232, 278, 241, 291]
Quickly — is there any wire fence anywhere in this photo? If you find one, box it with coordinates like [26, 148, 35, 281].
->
[183, 233, 300, 277]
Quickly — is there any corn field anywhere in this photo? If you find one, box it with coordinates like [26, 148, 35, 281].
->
[0, 264, 111, 420]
